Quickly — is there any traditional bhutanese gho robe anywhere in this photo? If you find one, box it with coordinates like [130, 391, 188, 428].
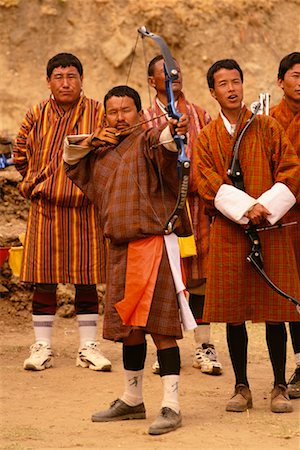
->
[144, 93, 211, 284]
[194, 106, 300, 323]
[64, 127, 192, 341]
[270, 98, 300, 275]
[13, 96, 105, 284]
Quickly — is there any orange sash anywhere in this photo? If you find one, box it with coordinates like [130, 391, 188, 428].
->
[114, 236, 163, 326]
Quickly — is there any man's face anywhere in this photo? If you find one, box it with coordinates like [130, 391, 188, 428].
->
[278, 63, 300, 103]
[210, 68, 243, 112]
[148, 58, 183, 98]
[105, 96, 143, 136]
[47, 65, 83, 108]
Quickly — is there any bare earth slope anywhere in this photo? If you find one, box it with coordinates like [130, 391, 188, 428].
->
[1, 0, 300, 135]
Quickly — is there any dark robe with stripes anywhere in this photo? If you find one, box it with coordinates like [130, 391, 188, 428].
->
[65, 126, 192, 341]
[13, 95, 106, 284]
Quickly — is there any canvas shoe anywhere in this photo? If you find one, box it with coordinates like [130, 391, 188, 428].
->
[193, 343, 222, 375]
[91, 399, 146, 422]
[76, 341, 112, 371]
[23, 341, 53, 371]
[148, 407, 182, 435]
[287, 366, 300, 399]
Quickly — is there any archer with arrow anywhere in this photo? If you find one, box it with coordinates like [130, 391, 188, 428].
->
[194, 59, 300, 415]
[63, 84, 194, 435]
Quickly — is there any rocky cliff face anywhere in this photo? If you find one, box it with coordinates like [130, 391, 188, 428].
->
[0, 0, 299, 136]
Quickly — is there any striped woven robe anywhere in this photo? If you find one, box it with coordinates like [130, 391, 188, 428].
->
[194, 106, 300, 323]
[144, 93, 211, 282]
[65, 126, 192, 341]
[13, 95, 106, 284]
[270, 98, 300, 275]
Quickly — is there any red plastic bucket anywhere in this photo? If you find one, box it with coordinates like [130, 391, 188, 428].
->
[0, 247, 10, 267]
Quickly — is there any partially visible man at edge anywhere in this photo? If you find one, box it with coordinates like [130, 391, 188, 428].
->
[13, 53, 111, 372]
[144, 54, 222, 376]
[194, 59, 300, 414]
[63, 85, 193, 435]
[270, 51, 300, 399]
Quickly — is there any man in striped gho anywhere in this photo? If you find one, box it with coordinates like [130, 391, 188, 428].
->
[145, 54, 223, 377]
[14, 53, 111, 372]
[194, 59, 300, 414]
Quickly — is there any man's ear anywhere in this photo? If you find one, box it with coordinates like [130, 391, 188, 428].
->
[148, 76, 156, 88]
[277, 78, 284, 90]
[138, 110, 144, 120]
[46, 77, 51, 89]
[103, 114, 109, 127]
[209, 87, 217, 99]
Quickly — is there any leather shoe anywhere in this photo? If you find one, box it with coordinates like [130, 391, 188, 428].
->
[91, 399, 146, 422]
[226, 384, 253, 412]
[148, 407, 182, 435]
[271, 384, 293, 413]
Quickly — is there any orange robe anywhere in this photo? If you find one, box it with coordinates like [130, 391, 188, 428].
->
[270, 98, 300, 275]
[194, 106, 300, 323]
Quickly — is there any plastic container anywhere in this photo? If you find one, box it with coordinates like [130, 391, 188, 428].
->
[8, 246, 24, 277]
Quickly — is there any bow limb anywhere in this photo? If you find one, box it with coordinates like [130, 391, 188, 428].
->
[138, 26, 190, 234]
[245, 225, 300, 313]
[247, 250, 300, 312]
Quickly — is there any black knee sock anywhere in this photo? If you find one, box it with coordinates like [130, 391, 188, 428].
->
[123, 342, 147, 371]
[189, 294, 209, 325]
[226, 323, 249, 387]
[289, 322, 300, 355]
[157, 347, 180, 377]
[266, 322, 287, 387]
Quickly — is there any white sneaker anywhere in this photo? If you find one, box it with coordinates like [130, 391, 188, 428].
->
[76, 341, 112, 371]
[152, 359, 160, 375]
[24, 341, 54, 371]
[193, 343, 222, 375]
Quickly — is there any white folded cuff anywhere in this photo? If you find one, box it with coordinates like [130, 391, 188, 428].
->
[63, 135, 92, 165]
[160, 126, 178, 152]
[256, 182, 296, 225]
[214, 184, 257, 224]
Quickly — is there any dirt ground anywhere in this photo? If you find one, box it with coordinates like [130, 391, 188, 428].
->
[0, 308, 299, 450]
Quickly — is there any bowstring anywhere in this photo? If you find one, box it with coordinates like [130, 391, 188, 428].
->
[140, 34, 169, 221]
[125, 33, 140, 87]
[118, 31, 168, 229]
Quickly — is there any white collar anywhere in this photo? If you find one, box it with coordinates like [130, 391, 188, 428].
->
[220, 103, 244, 136]
[156, 97, 178, 119]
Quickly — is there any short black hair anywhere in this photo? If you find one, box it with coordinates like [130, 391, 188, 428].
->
[46, 53, 83, 78]
[278, 52, 300, 80]
[148, 54, 164, 76]
[103, 85, 142, 112]
[207, 59, 243, 89]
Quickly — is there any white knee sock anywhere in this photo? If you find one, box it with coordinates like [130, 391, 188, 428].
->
[32, 314, 54, 345]
[161, 374, 180, 414]
[77, 314, 98, 347]
[121, 369, 144, 406]
[194, 324, 210, 345]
